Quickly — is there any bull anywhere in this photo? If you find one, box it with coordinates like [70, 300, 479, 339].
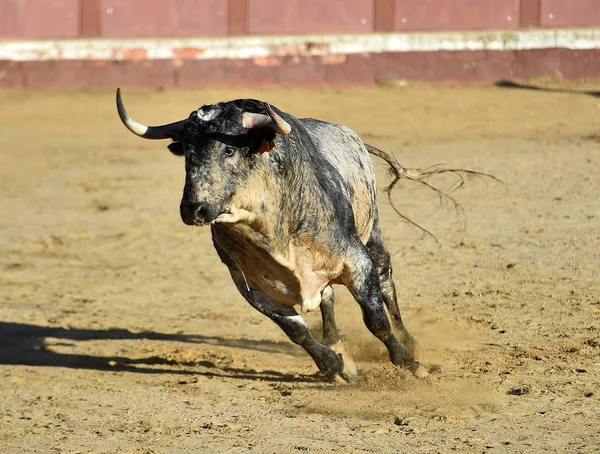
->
[116, 89, 428, 382]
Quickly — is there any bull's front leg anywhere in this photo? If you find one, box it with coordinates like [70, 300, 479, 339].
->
[229, 271, 356, 383]
[344, 243, 428, 378]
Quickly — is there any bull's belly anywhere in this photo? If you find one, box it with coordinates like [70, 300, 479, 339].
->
[236, 247, 337, 313]
[249, 259, 332, 313]
[212, 226, 343, 313]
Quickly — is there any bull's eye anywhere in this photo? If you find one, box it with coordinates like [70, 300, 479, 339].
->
[223, 146, 236, 157]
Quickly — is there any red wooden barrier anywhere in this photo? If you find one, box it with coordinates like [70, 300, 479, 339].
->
[100, 0, 228, 37]
[392, 0, 520, 31]
[0, 0, 80, 38]
[247, 0, 373, 35]
[540, 0, 600, 28]
[0, 0, 599, 88]
[2, 0, 600, 39]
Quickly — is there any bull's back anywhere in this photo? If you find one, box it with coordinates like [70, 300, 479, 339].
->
[301, 119, 377, 242]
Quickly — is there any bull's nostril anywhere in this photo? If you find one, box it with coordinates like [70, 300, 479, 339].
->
[195, 204, 208, 223]
[195, 204, 207, 222]
[180, 201, 214, 225]
[181, 202, 208, 225]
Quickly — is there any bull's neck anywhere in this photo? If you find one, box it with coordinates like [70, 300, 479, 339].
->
[226, 140, 321, 241]
[265, 138, 332, 237]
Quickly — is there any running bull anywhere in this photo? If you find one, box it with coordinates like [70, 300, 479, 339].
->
[116, 89, 428, 382]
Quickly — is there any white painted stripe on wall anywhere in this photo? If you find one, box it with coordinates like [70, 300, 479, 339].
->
[0, 28, 599, 62]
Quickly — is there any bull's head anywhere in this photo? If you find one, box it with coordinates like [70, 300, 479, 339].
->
[116, 89, 291, 226]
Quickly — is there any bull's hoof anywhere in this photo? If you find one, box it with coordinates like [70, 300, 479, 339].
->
[395, 358, 429, 379]
[339, 356, 358, 383]
[332, 359, 358, 384]
[412, 364, 429, 379]
[333, 373, 351, 385]
[329, 342, 358, 384]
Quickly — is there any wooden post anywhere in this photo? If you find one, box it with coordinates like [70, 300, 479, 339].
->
[81, 0, 102, 37]
[228, 0, 248, 36]
[374, 0, 395, 32]
[520, 0, 541, 28]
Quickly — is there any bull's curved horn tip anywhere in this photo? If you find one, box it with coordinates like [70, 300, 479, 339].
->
[116, 87, 123, 109]
[115, 87, 149, 136]
[264, 103, 291, 135]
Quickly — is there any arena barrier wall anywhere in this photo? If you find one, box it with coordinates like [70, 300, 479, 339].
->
[0, 0, 599, 88]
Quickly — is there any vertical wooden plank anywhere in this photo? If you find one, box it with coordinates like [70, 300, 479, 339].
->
[520, 0, 541, 28]
[394, 0, 519, 31]
[248, 0, 373, 35]
[541, 0, 600, 27]
[374, 0, 395, 31]
[81, 0, 102, 36]
[0, 0, 80, 38]
[101, 0, 227, 37]
[0, 0, 19, 38]
[228, 0, 248, 35]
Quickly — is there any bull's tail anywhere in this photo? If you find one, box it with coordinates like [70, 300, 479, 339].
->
[365, 143, 501, 244]
[365, 143, 407, 178]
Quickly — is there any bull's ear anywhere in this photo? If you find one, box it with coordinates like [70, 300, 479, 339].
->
[167, 141, 184, 156]
[257, 140, 276, 154]
[243, 104, 291, 154]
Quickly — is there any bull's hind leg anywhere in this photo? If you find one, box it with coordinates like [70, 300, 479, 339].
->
[344, 238, 428, 378]
[320, 286, 340, 346]
[229, 272, 356, 383]
[319, 286, 357, 381]
[365, 215, 421, 358]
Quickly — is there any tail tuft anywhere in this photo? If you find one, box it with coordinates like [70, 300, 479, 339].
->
[365, 143, 501, 244]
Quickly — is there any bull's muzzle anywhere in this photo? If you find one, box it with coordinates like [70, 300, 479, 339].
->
[180, 201, 218, 226]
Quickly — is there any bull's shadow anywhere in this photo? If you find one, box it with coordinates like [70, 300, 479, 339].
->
[0, 320, 316, 383]
[495, 79, 600, 98]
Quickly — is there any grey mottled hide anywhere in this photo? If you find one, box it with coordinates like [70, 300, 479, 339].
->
[211, 118, 377, 314]
[116, 93, 426, 382]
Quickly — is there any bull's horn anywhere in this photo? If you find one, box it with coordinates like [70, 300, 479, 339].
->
[116, 88, 186, 140]
[264, 103, 291, 135]
[242, 104, 292, 135]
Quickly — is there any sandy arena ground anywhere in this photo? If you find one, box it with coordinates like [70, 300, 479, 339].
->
[1, 81, 599, 453]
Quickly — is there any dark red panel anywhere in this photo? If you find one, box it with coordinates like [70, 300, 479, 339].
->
[540, 0, 600, 27]
[222, 58, 279, 86]
[513, 48, 562, 78]
[100, 0, 228, 37]
[374, 51, 480, 83]
[276, 56, 328, 87]
[520, 0, 541, 27]
[177, 59, 228, 88]
[558, 49, 600, 79]
[512, 48, 600, 80]
[326, 54, 375, 86]
[21, 60, 177, 89]
[394, 0, 519, 31]
[474, 50, 517, 82]
[4, 49, 600, 89]
[247, 0, 374, 35]
[0, 0, 80, 39]
[0, 61, 24, 88]
[178, 58, 280, 88]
